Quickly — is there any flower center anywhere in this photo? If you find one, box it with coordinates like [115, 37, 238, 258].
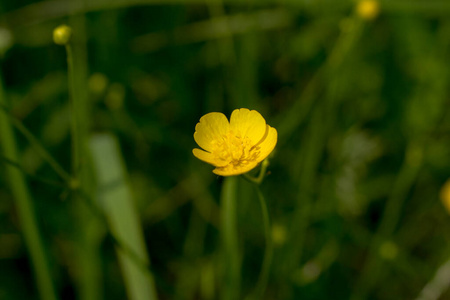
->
[212, 131, 260, 167]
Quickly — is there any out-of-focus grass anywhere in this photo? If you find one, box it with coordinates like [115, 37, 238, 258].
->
[1, 1, 450, 300]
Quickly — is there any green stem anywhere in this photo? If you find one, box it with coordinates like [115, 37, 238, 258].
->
[245, 185, 273, 300]
[0, 119, 155, 299]
[0, 154, 66, 188]
[221, 176, 240, 300]
[281, 16, 366, 282]
[65, 43, 81, 178]
[63, 22, 104, 300]
[242, 159, 269, 185]
[0, 75, 58, 300]
[350, 142, 423, 300]
[0, 106, 71, 181]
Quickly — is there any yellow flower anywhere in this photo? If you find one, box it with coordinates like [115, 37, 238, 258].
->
[440, 179, 450, 214]
[356, 0, 380, 20]
[193, 108, 277, 176]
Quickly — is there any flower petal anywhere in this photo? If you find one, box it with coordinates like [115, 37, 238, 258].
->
[213, 161, 260, 177]
[192, 148, 228, 167]
[230, 108, 266, 145]
[255, 125, 277, 163]
[194, 112, 229, 152]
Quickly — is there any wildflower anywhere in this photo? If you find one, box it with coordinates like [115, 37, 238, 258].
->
[53, 25, 72, 45]
[193, 108, 277, 176]
[356, 0, 380, 20]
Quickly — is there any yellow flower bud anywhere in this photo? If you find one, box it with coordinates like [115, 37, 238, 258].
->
[53, 25, 72, 45]
[356, 0, 380, 20]
[440, 179, 450, 214]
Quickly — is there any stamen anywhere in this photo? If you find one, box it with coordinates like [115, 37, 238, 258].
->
[211, 130, 261, 170]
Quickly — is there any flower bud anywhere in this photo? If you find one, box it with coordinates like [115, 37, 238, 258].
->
[356, 0, 380, 20]
[53, 25, 72, 45]
[440, 179, 450, 214]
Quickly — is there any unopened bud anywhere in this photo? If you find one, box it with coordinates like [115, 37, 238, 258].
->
[53, 25, 72, 45]
[440, 179, 450, 215]
[356, 0, 380, 20]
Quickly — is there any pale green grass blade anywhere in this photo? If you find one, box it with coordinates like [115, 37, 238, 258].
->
[415, 257, 450, 300]
[0, 76, 58, 300]
[89, 133, 158, 300]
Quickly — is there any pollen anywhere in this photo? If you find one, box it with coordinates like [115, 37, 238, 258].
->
[212, 131, 261, 168]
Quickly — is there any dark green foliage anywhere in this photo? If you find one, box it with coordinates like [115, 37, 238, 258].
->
[1, 1, 450, 299]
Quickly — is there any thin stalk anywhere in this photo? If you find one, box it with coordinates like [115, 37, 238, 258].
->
[0, 154, 66, 188]
[0, 74, 58, 300]
[282, 16, 366, 279]
[242, 159, 269, 185]
[60, 21, 104, 300]
[277, 17, 365, 143]
[350, 143, 423, 300]
[0, 105, 71, 181]
[221, 176, 240, 300]
[0, 126, 154, 288]
[245, 185, 273, 300]
[65, 44, 81, 178]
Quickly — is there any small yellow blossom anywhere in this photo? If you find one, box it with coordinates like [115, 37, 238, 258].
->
[440, 179, 450, 214]
[193, 108, 277, 176]
[53, 25, 72, 45]
[356, 0, 380, 20]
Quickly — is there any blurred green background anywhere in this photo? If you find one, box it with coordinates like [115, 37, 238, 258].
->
[1, 0, 450, 299]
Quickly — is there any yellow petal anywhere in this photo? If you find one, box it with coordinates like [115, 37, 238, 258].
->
[194, 112, 229, 152]
[192, 148, 228, 167]
[255, 125, 277, 163]
[213, 161, 260, 177]
[230, 108, 267, 145]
